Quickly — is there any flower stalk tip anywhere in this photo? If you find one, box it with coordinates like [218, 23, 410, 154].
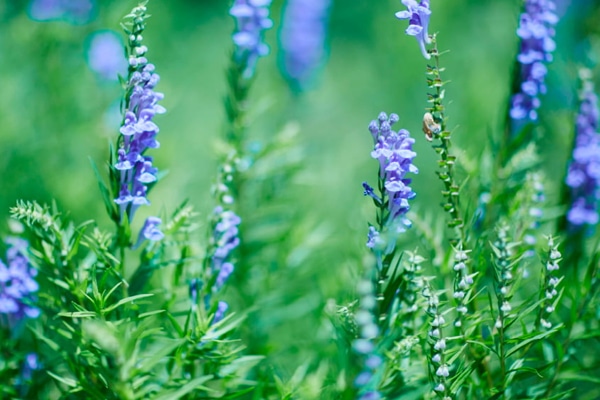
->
[395, 0, 432, 59]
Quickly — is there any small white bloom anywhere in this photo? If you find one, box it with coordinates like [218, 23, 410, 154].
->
[457, 306, 468, 314]
[455, 249, 469, 261]
[430, 328, 440, 338]
[436, 364, 450, 377]
[453, 291, 465, 299]
[546, 306, 554, 313]
[501, 301, 512, 313]
[541, 319, 552, 329]
[434, 383, 445, 392]
[495, 318, 502, 329]
[547, 262, 559, 271]
[432, 315, 445, 327]
[432, 354, 441, 363]
[434, 339, 446, 350]
[453, 262, 466, 271]
[500, 286, 508, 295]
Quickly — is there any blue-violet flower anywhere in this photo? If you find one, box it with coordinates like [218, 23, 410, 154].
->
[211, 207, 241, 289]
[28, 0, 94, 24]
[368, 112, 418, 232]
[566, 82, 600, 227]
[213, 301, 229, 324]
[395, 0, 432, 59]
[280, 0, 331, 90]
[0, 238, 39, 326]
[509, 0, 558, 123]
[114, 31, 166, 222]
[229, 0, 273, 78]
[86, 31, 127, 81]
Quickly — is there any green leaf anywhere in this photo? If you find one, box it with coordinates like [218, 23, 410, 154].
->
[135, 338, 186, 374]
[150, 376, 213, 400]
[102, 293, 154, 314]
[557, 371, 600, 384]
[57, 311, 97, 318]
[47, 371, 78, 388]
[506, 325, 562, 357]
[90, 157, 119, 222]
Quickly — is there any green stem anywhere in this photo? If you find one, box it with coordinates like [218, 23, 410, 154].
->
[427, 36, 466, 246]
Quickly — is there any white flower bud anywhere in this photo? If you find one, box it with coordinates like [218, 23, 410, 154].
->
[547, 262, 559, 271]
[434, 339, 446, 350]
[436, 365, 450, 377]
[453, 262, 466, 271]
[432, 354, 442, 363]
[541, 319, 552, 329]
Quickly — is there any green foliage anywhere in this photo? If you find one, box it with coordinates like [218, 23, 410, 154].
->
[1, 1, 600, 400]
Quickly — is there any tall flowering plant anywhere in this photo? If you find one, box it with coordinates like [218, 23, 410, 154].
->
[4, 1, 600, 399]
[565, 72, 600, 228]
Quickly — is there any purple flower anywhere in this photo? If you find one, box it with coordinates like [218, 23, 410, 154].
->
[28, 0, 94, 24]
[230, 0, 273, 77]
[367, 112, 418, 233]
[21, 353, 39, 381]
[86, 31, 127, 81]
[213, 301, 229, 324]
[215, 262, 234, 290]
[280, 0, 331, 90]
[509, 0, 558, 123]
[0, 238, 39, 327]
[114, 40, 166, 222]
[366, 226, 380, 249]
[132, 216, 164, 249]
[395, 0, 432, 59]
[210, 207, 241, 291]
[360, 392, 382, 400]
[566, 83, 600, 227]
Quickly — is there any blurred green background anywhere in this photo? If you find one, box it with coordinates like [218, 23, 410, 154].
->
[1, 0, 599, 383]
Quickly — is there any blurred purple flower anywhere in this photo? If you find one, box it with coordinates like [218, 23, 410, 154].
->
[366, 226, 380, 249]
[86, 31, 127, 81]
[0, 238, 39, 328]
[566, 83, 600, 227]
[213, 301, 229, 324]
[28, 0, 94, 25]
[21, 353, 39, 381]
[210, 207, 241, 290]
[114, 47, 166, 222]
[280, 0, 331, 90]
[395, 0, 432, 59]
[230, 0, 273, 77]
[367, 112, 418, 233]
[133, 216, 164, 249]
[509, 0, 558, 123]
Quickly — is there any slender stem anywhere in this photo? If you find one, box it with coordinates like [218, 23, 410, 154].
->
[427, 36, 465, 246]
